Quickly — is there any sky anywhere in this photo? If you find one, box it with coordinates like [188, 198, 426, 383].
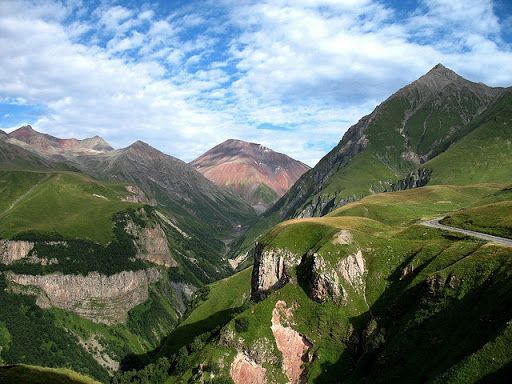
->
[0, 0, 511, 166]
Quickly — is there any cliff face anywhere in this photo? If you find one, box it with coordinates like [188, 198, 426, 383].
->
[251, 245, 301, 299]
[4, 269, 160, 325]
[125, 208, 177, 268]
[0, 240, 34, 264]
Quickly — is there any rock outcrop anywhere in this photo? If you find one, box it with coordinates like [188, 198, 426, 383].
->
[125, 209, 177, 268]
[0, 240, 34, 264]
[4, 269, 160, 324]
[271, 300, 313, 384]
[310, 254, 346, 303]
[251, 245, 301, 300]
[230, 352, 267, 384]
[337, 250, 366, 293]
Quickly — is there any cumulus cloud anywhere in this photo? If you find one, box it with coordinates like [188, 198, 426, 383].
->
[0, 0, 511, 166]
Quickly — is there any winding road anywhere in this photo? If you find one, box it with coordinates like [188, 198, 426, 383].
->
[421, 217, 512, 248]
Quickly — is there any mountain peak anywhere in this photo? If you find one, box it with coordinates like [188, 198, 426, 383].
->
[191, 139, 310, 212]
[8, 125, 113, 154]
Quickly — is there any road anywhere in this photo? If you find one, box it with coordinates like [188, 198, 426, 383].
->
[421, 217, 512, 248]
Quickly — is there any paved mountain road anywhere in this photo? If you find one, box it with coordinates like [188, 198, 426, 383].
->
[421, 217, 512, 248]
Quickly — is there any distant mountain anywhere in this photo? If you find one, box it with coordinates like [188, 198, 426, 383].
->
[8, 125, 113, 154]
[191, 139, 310, 213]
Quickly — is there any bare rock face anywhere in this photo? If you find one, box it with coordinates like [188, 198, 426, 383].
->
[310, 254, 346, 303]
[271, 300, 313, 384]
[337, 250, 366, 293]
[0, 240, 34, 264]
[251, 244, 301, 300]
[4, 269, 160, 324]
[122, 185, 156, 205]
[230, 352, 267, 384]
[125, 209, 177, 268]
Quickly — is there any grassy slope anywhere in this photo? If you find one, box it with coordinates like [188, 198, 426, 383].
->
[0, 170, 137, 244]
[167, 184, 512, 383]
[157, 267, 252, 360]
[441, 187, 512, 239]
[427, 90, 512, 185]
[0, 364, 100, 384]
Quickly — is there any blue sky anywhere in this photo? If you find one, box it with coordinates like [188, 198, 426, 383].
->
[0, 0, 511, 165]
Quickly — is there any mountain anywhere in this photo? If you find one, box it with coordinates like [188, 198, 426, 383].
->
[8, 125, 113, 154]
[191, 139, 310, 213]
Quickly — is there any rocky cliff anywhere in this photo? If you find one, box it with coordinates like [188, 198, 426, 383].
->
[4, 269, 160, 324]
[0, 240, 34, 264]
[251, 245, 301, 299]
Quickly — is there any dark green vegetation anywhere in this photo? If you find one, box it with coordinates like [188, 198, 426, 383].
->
[0, 364, 100, 384]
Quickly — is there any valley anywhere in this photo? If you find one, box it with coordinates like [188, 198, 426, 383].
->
[0, 63, 510, 384]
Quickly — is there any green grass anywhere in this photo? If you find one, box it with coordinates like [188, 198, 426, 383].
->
[0, 171, 138, 244]
[0, 364, 100, 384]
[159, 183, 512, 383]
[158, 267, 252, 357]
[427, 90, 512, 185]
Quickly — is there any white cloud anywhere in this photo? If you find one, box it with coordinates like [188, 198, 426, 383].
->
[0, 0, 511, 167]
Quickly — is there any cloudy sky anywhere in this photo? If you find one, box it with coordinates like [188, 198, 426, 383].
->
[0, 0, 511, 165]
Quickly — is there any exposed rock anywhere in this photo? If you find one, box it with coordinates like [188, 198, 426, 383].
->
[4, 269, 160, 324]
[337, 250, 366, 293]
[251, 244, 301, 300]
[0, 240, 34, 264]
[154, 210, 191, 239]
[77, 334, 119, 373]
[310, 254, 345, 303]
[170, 281, 196, 314]
[229, 251, 249, 270]
[271, 300, 313, 384]
[385, 168, 432, 192]
[400, 264, 415, 279]
[332, 230, 354, 245]
[230, 352, 267, 384]
[122, 185, 156, 206]
[125, 209, 177, 268]
[297, 193, 358, 218]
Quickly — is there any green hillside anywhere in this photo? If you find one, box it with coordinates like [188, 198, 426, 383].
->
[427, 90, 512, 185]
[153, 184, 512, 383]
[0, 364, 100, 384]
[0, 170, 137, 244]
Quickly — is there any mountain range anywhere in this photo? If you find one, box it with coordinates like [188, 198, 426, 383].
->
[0, 64, 511, 384]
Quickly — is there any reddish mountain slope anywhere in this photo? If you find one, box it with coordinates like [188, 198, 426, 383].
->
[8, 125, 112, 154]
[191, 139, 310, 213]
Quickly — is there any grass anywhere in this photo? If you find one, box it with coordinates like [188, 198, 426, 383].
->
[427, 90, 512, 186]
[0, 364, 100, 384]
[158, 267, 252, 357]
[441, 187, 512, 239]
[160, 183, 512, 383]
[0, 170, 138, 244]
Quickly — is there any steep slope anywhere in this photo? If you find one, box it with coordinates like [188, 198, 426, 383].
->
[0, 139, 65, 171]
[191, 139, 310, 213]
[268, 64, 504, 221]
[73, 141, 257, 258]
[425, 89, 512, 185]
[152, 184, 512, 383]
[8, 125, 113, 154]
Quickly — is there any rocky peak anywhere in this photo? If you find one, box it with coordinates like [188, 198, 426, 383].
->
[399, 63, 503, 100]
[0, 129, 7, 139]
